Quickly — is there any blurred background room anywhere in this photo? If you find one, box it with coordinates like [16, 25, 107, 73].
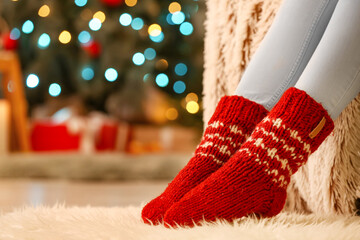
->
[0, 0, 205, 212]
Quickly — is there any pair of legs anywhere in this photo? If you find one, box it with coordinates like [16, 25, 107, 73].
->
[236, 0, 360, 119]
[142, 0, 360, 227]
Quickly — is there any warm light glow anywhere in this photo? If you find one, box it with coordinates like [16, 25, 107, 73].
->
[148, 24, 162, 37]
[80, 9, 93, 20]
[165, 108, 178, 120]
[168, 2, 181, 13]
[155, 59, 168, 71]
[59, 30, 72, 44]
[38, 5, 50, 17]
[125, 0, 137, 7]
[181, 98, 187, 109]
[186, 101, 200, 114]
[93, 11, 106, 23]
[185, 93, 199, 102]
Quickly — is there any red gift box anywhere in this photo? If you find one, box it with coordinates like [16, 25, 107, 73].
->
[95, 123, 118, 151]
[31, 121, 81, 151]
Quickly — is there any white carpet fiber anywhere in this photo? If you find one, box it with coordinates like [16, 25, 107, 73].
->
[1, 206, 360, 240]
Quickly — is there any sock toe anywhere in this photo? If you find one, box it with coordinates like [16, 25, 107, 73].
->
[141, 197, 170, 224]
[164, 201, 195, 228]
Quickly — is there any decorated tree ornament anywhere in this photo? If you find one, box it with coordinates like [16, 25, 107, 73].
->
[82, 40, 102, 58]
[2, 32, 18, 50]
[100, 0, 124, 7]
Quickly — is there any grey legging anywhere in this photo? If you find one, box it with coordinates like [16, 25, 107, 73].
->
[235, 0, 360, 120]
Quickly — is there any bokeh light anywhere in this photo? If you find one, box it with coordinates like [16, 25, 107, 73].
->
[155, 73, 169, 87]
[186, 101, 199, 114]
[75, 0, 87, 7]
[10, 28, 21, 40]
[105, 68, 118, 82]
[131, 18, 144, 30]
[155, 59, 168, 71]
[89, 18, 102, 31]
[93, 11, 106, 23]
[80, 8, 93, 20]
[186, 92, 198, 102]
[7, 81, 14, 93]
[144, 48, 156, 60]
[78, 31, 91, 44]
[38, 33, 51, 49]
[38, 5, 50, 17]
[119, 13, 132, 26]
[171, 11, 185, 25]
[49, 83, 61, 97]
[22, 20, 34, 34]
[180, 22, 194, 35]
[143, 73, 151, 82]
[165, 108, 178, 120]
[149, 32, 164, 43]
[148, 24, 162, 37]
[132, 52, 145, 65]
[125, 0, 137, 7]
[166, 13, 175, 25]
[173, 81, 186, 94]
[169, 2, 181, 13]
[26, 74, 39, 88]
[175, 63, 188, 76]
[59, 30, 71, 44]
[82, 67, 94, 80]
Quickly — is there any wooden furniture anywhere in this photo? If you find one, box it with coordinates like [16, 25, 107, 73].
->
[0, 51, 30, 152]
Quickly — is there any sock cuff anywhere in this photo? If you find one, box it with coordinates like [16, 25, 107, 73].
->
[268, 87, 334, 152]
[208, 95, 268, 129]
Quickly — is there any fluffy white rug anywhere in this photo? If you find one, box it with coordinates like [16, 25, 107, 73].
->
[1, 206, 360, 240]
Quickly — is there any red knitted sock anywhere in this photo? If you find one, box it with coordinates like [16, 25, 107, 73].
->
[164, 87, 334, 227]
[141, 96, 268, 224]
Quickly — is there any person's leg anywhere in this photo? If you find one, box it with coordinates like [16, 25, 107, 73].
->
[235, 0, 339, 110]
[295, 0, 360, 120]
[141, 96, 268, 224]
[163, 0, 360, 227]
[164, 88, 334, 227]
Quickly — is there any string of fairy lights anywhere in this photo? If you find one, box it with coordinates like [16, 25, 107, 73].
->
[8, 0, 201, 118]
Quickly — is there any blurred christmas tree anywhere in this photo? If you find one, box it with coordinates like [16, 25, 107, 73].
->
[0, 0, 204, 127]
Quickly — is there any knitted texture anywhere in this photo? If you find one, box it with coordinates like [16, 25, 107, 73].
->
[164, 88, 335, 227]
[141, 95, 268, 224]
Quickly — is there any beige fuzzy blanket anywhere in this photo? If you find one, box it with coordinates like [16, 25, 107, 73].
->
[1, 206, 360, 239]
[203, 0, 360, 215]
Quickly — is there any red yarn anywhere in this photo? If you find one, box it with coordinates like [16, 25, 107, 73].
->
[164, 87, 334, 228]
[141, 95, 268, 225]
